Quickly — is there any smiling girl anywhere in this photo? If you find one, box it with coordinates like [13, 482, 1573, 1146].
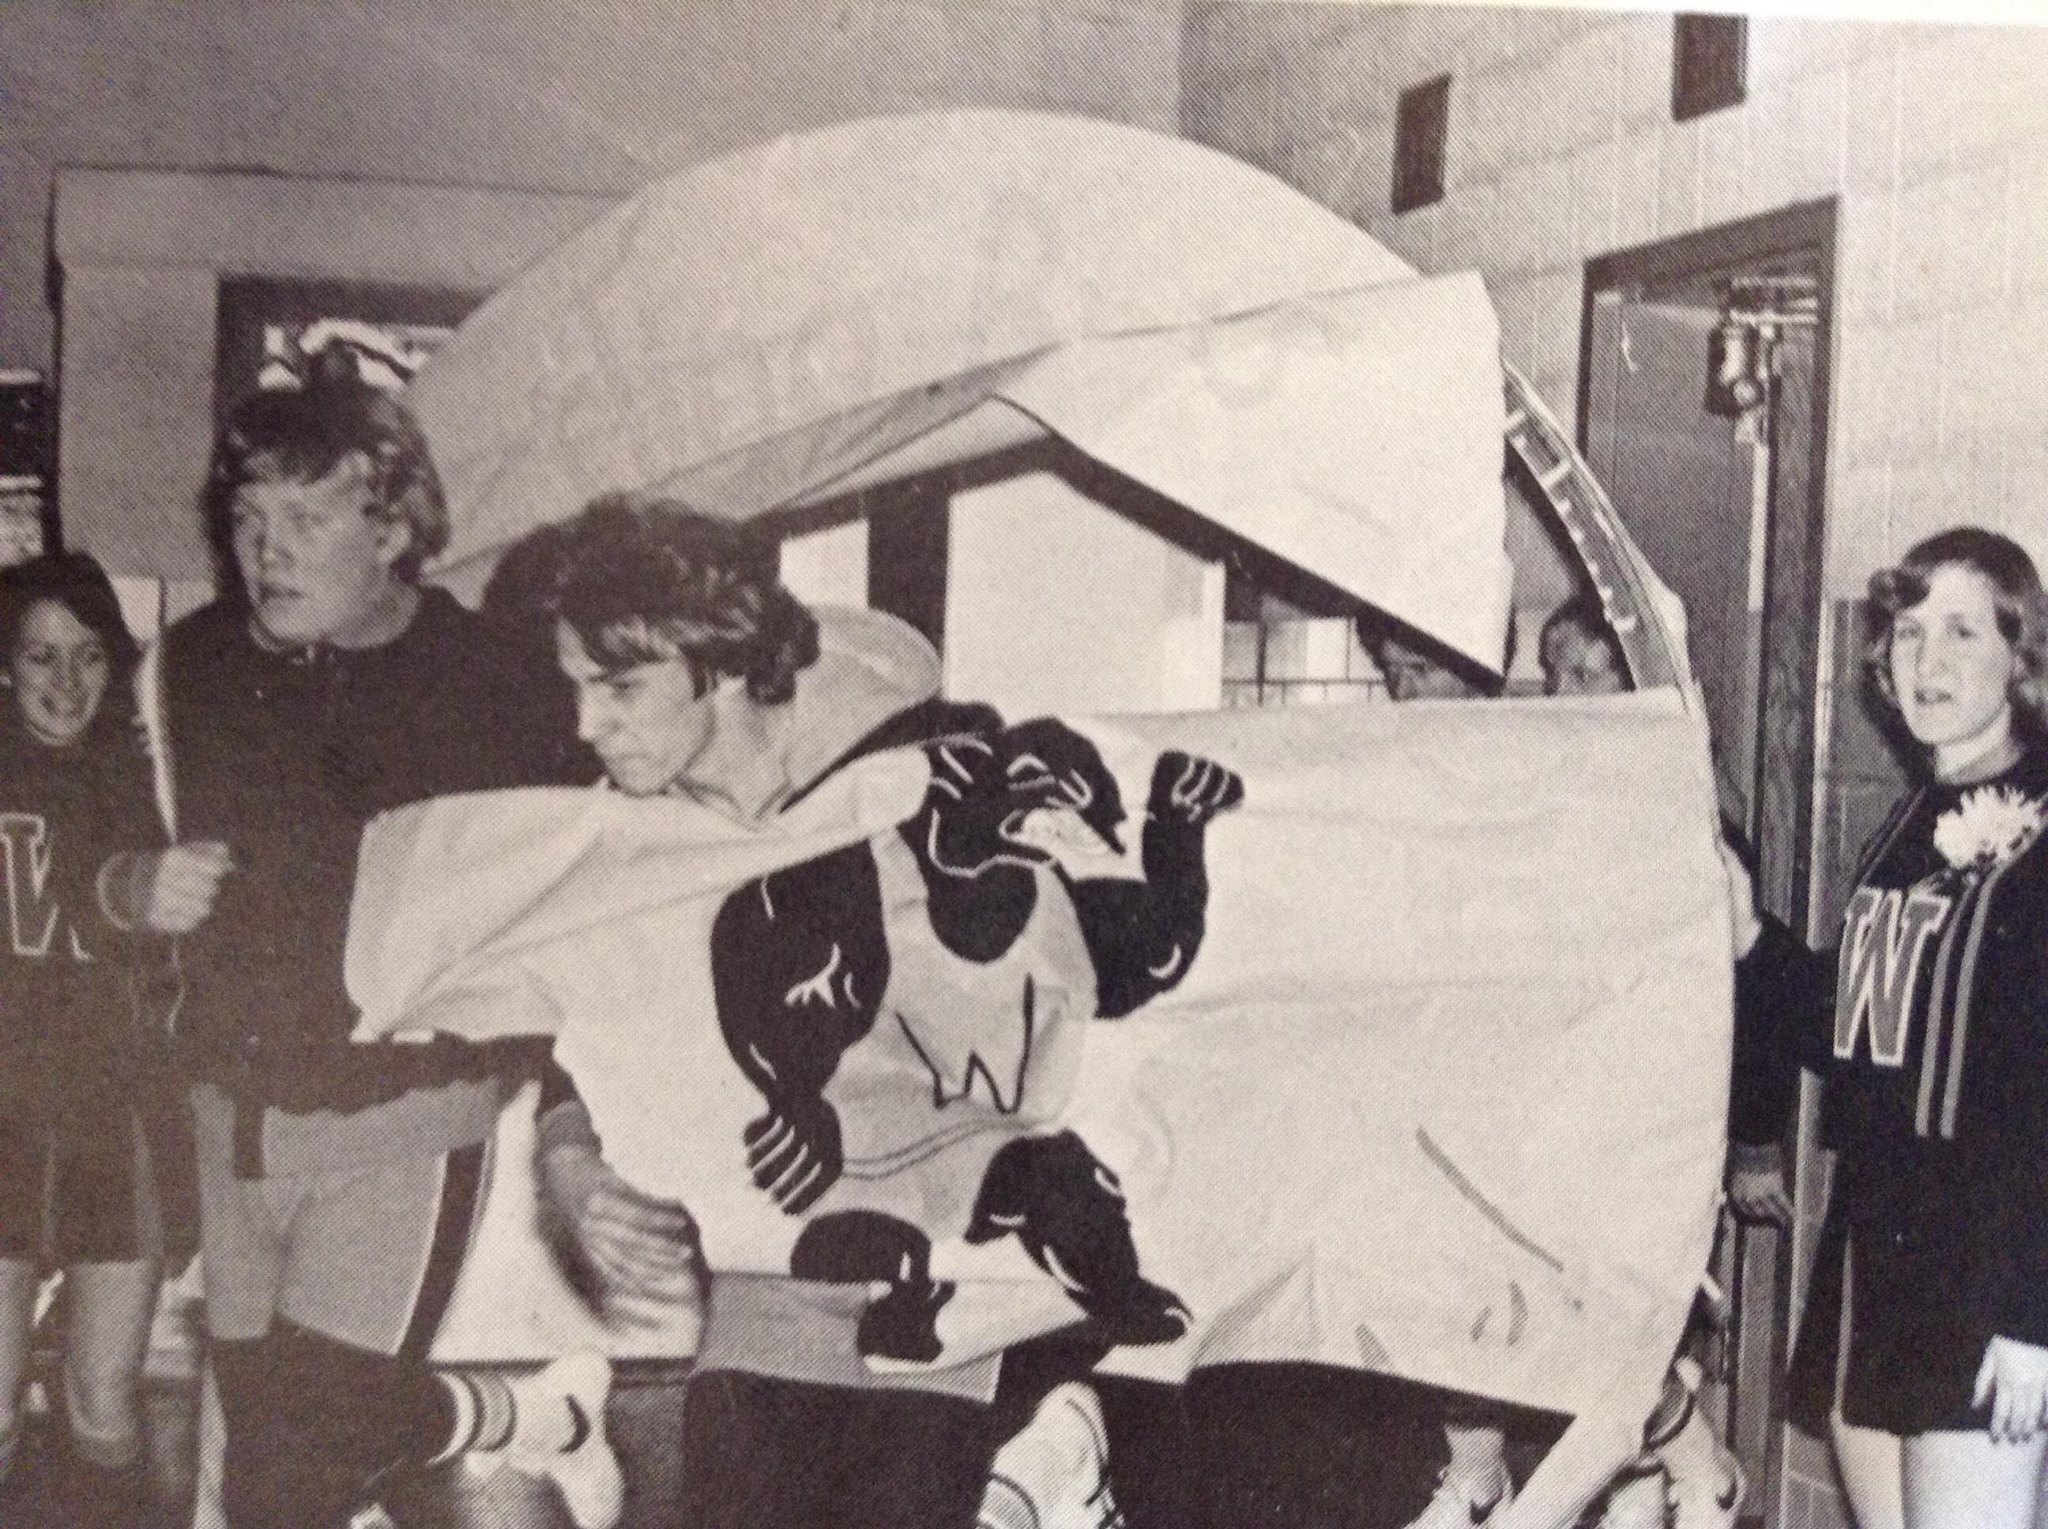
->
[0, 552, 182, 1524]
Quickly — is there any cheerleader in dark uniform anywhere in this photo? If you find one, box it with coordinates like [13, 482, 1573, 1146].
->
[1730, 526, 2048, 1528]
[0, 552, 183, 1522]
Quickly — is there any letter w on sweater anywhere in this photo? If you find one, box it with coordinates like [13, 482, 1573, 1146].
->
[1834, 885, 1950, 1068]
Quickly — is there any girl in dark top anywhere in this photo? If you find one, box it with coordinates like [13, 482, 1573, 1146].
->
[0, 552, 174, 1521]
[1730, 526, 2048, 1529]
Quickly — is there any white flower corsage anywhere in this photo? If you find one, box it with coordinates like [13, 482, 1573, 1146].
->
[1933, 785, 2047, 874]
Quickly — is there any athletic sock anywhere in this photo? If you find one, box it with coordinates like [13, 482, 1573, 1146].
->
[429, 1371, 518, 1463]
[432, 1365, 588, 1464]
[66, 1421, 142, 1472]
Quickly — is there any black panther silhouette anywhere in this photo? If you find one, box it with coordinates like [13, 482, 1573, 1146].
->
[791, 1211, 953, 1365]
[914, 721, 1243, 1016]
[707, 717, 1242, 1355]
[966, 1129, 1191, 1346]
[710, 839, 890, 1215]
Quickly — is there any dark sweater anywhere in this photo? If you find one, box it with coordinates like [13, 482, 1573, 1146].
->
[0, 715, 163, 1131]
[1733, 746, 2048, 1348]
[160, 589, 578, 1126]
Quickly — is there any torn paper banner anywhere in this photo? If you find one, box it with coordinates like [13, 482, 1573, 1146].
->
[365, 688, 1725, 1529]
[410, 110, 1511, 672]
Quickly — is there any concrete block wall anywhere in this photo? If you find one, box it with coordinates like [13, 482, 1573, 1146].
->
[1184, 9, 2048, 1527]
[1181, 4, 2048, 605]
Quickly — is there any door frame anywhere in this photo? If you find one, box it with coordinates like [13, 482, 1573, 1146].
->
[1576, 200, 1838, 1529]
[1576, 198, 1838, 932]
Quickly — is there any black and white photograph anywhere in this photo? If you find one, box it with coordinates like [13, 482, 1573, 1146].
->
[0, 3, 2044, 1528]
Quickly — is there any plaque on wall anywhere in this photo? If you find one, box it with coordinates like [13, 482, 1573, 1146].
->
[214, 277, 482, 410]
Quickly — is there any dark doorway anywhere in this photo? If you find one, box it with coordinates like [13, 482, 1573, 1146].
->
[1581, 202, 1835, 916]
[1579, 200, 1837, 1529]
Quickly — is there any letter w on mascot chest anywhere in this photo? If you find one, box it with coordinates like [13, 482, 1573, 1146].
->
[708, 717, 1243, 1364]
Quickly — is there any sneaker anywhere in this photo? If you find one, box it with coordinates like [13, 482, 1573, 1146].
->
[1595, 1466, 1668, 1529]
[978, 1382, 1126, 1529]
[1661, 1432, 1744, 1529]
[1401, 1454, 1514, 1529]
[468, 1352, 623, 1529]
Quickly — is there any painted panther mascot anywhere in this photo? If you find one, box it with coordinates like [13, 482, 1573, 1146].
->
[709, 716, 1242, 1362]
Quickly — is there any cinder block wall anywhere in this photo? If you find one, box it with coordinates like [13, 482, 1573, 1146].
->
[1181, 4, 2048, 605]
[1184, 9, 2048, 1528]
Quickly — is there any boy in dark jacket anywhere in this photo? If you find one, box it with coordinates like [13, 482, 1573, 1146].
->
[127, 358, 640, 1529]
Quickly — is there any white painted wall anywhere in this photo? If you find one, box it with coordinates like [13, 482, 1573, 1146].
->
[943, 471, 1225, 716]
[779, 517, 872, 611]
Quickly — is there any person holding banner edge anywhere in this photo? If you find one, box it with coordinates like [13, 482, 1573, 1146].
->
[520, 492, 1246, 1529]
[122, 355, 645, 1529]
[525, 495, 1016, 1529]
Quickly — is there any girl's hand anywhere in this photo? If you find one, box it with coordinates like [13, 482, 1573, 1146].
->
[1973, 1335, 2048, 1442]
[1725, 1142, 1792, 1225]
